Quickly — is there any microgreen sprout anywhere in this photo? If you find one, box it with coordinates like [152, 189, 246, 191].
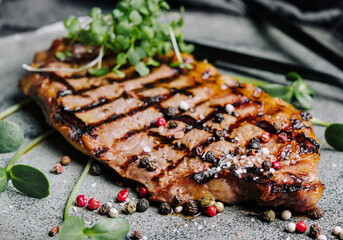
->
[59, 158, 129, 240]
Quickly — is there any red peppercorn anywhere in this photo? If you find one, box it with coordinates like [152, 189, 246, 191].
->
[139, 187, 148, 198]
[156, 117, 166, 127]
[75, 195, 88, 207]
[117, 189, 129, 202]
[261, 132, 271, 143]
[296, 221, 307, 233]
[88, 198, 100, 210]
[272, 161, 283, 170]
[205, 206, 217, 217]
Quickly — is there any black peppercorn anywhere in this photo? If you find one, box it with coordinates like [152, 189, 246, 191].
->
[168, 120, 178, 129]
[215, 130, 224, 138]
[139, 156, 149, 168]
[165, 107, 177, 117]
[147, 159, 158, 171]
[183, 200, 200, 216]
[309, 224, 322, 238]
[234, 146, 245, 156]
[262, 161, 272, 171]
[204, 151, 217, 163]
[159, 203, 172, 215]
[98, 203, 111, 215]
[173, 195, 184, 205]
[136, 198, 150, 212]
[90, 163, 103, 176]
[308, 207, 324, 219]
[229, 163, 238, 171]
[214, 113, 224, 123]
[193, 146, 203, 157]
[133, 230, 143, 240]
[248, 137, 261, 149]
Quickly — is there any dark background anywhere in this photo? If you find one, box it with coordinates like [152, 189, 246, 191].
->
[1, 0, 343, 37]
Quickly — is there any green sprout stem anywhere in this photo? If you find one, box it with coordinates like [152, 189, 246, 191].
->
[7, 129, 55, 170]
[312, 117, 331, 128]
[0, 98, 34, 120]
[64, 158, 93, 220]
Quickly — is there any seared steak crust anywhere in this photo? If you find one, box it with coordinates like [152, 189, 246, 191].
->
[19, 39, 324, 212]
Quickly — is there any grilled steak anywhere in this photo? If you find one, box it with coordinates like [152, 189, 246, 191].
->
[19, 39, 324, 212]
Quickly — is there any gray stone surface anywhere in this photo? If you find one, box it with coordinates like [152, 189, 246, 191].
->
[0, 10, 343, 240]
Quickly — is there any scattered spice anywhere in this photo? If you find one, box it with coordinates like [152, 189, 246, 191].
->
[262, 161, 271, 171]
[51, 163, 64, 174]
[193, 146, 203, 157]
[248, 137, 261, 149]
[139, 156, 149, 168]
[173, 195, 184, 205]
[214, 201, 224, 213]
[317, 235, 327, 240]
[168, 120, 178, 129]
[301, 111, 312, 121]
[229, 163, 239, 171]
[225, 104, 234, 113]
[75, 194, 88, 207]
[108, 208, 118, 218]
[136, 198, 150, 212]
[117, 189, 129, 202]
[147, 158, 158, 171]
[272, 161, 283, 170]
[123, 201, 136, 214]
[213, 113, 224, 123]
[133, 230, 143, 240]
[309, 224, 322, 238]
[90, 163, 103, 176]
[159, 203, 172, 215]
[286, 222, 296, 232]
[88, 198, 100, 210]
[139, 187, 148, 198]
[199, 197, 214, 209]
[60, 156, 71, 166]
[261, 132, 271, 143]
[204, 151, 217, 163]
[262, 210, 275, 222]
[215, 129, 224, 138]
[281, 210, 292, 220]
[234, 146, 245, 156]
[308, 207, 324, 219]
[48, 226, 60, 236]
[165, 107, 177, 117]
[174, 206, 183, 213]
[179, 101, 189, 111]
[156, 117, 166, 127]
[296, 221, 307, 233]
[184, 200, 200, 215]
[205, 206, 217, 217]
[99, 203, 111, 215]
[278, 132, 288, 143]
[333, 226, 342, 235]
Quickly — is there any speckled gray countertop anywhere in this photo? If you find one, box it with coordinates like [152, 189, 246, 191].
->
[0, 10, 343, 240]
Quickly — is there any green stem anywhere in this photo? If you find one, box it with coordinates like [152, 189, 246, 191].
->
[64, 158, 93, 220]
[0, 98, 34, 120]
[312, 117, 331, 128]
[7, 129, 55, 170]
[231, 75, 269, 88]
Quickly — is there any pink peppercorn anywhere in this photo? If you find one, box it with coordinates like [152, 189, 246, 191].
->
[117, 189, 129, 202]
[205, 206, 217, 217]
[261, 132, 271, 143]
[75, 195, 88, 207]
[156, 117, 166, 127]
[272, 161, 283, 170]
[296, 221, 307, 233]
[139, 187, 147, 198]
[88, 198, 100, 210]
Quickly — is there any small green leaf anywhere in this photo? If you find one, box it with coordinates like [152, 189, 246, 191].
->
[55, 52, 66, 61]
[129, 10, 142, 25]
[287, 72, 315, 95]
[112, 9, 124, 19]
[0, 168, 8, 193]
[116, 21, 132, 36]
[160, 1, 170, 10]
[112, 68, 125, 78]
[88, 67, 109, 77]
[59, 217, 85, 240]
[142, 26, 154, 39]
[116, 53, 127, 66]
[135, 62, 150, 76]
[325, 123, 343, 151]
[116, 35, 130, 50]
[83, 218, 130, 240]
[260, 84, 294, 103]
[10, 165, 50, 198]
[147, 58, 160, 67]
[89, 7, 102, 19]
[0, 121, 24, 153]
[63, 16, 81, 35]
[90, 19, 108, 36]
[128, 48, 142, 65]
[293, 79, 314, 110]
[179, 42, 194, 53]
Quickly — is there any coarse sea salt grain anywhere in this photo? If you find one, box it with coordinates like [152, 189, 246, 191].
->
[260, 147, 269, 155]
[91, 183, 97, 188]
[143, 146, 151, 153]
[225, 104, 235, 113]
[179, 101, 189, 111]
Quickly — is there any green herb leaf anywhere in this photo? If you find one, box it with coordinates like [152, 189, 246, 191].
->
[0, 121, 24, 153]
[116, 53, 127, 66]
[112, 68, 125, 78]
[147, 58, 160, 67]
[128, 48, 142, 65]
[179, 42, 194, 53]
[0, 168, 8, 193]
[260, 84, 294, 103]
[129, 10, 142, 25]
[55, 52, 66, 61]
[63, 16, 81, 36]
[325, 123, 343, 151]
[90, 19, 108, 36]
[83, 218, 130, 240]
[293, 78, 314, 110]
[9, 164, 50, 198]
[88, 67, 109, 77]
[89, 7, 102, 19]
[135, 62, 150, 76]
[59, 216, 85, 240]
